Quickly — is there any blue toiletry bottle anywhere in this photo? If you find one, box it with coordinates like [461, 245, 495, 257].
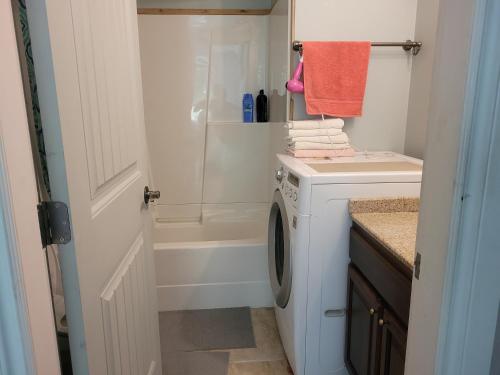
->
[243, 93, 254, 123]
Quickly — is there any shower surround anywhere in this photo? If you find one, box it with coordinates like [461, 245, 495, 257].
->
[138, 2, 289, 310]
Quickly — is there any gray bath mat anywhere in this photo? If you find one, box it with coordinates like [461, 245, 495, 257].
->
[162, 351, 229, 375]
[159, 307, 256, 352]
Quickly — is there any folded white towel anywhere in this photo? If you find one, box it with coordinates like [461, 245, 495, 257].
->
[288, 133, 349, 145]
[287, 147, 356, 158]
[288, 118, 345, 130]
[288, 128, 343, 137]
[292, 142, 351, 150]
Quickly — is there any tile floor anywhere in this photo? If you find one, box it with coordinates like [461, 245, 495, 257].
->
[223, 308, 293, 375]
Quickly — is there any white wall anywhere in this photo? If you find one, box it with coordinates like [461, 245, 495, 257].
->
[138, 15, 269, 221]
[267, 0, 289, 197]
[268, 0, 290, 122]
[404, 0, 441, 158]
[293, 0, 418, 153]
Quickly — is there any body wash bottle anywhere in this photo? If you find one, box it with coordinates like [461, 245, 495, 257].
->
[243, 93, 254, 123]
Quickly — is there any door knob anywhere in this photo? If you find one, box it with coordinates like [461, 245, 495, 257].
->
[144, 186, 160, 206]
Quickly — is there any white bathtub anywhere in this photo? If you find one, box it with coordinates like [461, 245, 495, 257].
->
[153, 204, 274, 311]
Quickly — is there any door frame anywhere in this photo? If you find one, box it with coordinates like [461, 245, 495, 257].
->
[434, 0, 500, 372]
[405, 0, 500, 372]
[0, 1, 60, 373]
[23, 0, 90, 372]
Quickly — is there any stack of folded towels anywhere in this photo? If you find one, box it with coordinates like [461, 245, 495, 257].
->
[286, 118, 355, 158]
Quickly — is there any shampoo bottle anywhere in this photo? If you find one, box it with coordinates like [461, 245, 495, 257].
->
[256, 89, 268, 122]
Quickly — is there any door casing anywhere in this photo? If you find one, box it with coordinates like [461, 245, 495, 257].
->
[0, 1, 60, 373]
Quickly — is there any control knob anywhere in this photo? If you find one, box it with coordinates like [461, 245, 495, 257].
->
[275, 167, 284, 182]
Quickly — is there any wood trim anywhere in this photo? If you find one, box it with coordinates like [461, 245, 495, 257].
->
[137, 8, 271, 16]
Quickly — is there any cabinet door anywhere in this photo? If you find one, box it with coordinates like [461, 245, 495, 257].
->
[345, 265, 382, 375]
[379, 308, 407, 375]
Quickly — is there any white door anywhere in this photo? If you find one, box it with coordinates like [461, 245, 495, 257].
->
[26, 0, 161, 374]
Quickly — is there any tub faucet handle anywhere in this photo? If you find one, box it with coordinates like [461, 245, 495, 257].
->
[144, 186, 161, 206]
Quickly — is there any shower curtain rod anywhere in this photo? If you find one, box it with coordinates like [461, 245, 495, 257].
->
[292, 40, 423, 55]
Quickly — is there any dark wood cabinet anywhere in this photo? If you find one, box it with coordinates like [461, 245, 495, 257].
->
[345, 266, 382, 375]
[346, 225, 412, 375]
[379, 309, 407, 375]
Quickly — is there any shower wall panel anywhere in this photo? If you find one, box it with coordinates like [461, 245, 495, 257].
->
[139, 15, 269, 221]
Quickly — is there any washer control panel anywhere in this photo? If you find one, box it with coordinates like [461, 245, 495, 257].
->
[276, 166, 300, 208]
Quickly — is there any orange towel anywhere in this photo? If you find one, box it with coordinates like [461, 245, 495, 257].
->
[303, 41, 371, 118]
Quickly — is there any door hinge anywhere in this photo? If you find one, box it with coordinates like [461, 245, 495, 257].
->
[37, 201, 72, 247]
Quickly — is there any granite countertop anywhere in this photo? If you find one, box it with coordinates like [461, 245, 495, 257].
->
[349, 198, 419, 269]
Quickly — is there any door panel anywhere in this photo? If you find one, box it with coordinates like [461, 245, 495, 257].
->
[346, 265, 382, 375]
[101, 234, 157, 375]
[26, 0, 161, 373]
[70, 0, 140, 195]
[379, 309, 406, 375]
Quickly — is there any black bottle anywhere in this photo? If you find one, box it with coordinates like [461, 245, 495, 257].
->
[256, 89, 268, 122]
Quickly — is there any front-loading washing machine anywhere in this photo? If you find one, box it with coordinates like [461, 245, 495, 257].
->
[268, 165, 309, 374]
[268, 152, 422, 375]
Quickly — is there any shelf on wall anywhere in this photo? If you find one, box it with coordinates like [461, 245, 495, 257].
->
[207, 121, 286, 126]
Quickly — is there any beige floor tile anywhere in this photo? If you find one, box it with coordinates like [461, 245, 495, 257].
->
[228, 308, 286, 363]
[227, 360, 293, 375]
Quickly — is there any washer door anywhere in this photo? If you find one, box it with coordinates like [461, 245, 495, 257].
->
[268, 190, 292, 308]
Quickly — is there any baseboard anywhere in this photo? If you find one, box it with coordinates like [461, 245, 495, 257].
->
[157, 281, 274, 311]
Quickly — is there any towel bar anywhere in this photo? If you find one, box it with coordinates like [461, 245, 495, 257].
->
[292, 40, 422, 55]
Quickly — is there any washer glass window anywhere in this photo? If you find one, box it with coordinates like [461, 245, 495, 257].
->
[275, 210, 285, 285]
[268, 190, 292, 308]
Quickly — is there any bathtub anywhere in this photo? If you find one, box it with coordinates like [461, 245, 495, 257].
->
[153, 204, 274, 311]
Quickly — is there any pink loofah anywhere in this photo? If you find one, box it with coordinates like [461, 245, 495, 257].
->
[286, 58, 304, 94]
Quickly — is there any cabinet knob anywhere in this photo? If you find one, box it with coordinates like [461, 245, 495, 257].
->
[369, 308, 375, 315]
[378, 319, 385, 326]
